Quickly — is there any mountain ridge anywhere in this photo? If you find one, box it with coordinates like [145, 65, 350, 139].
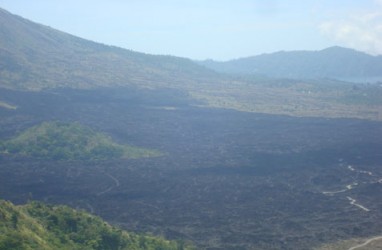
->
[1, 7, 382, 121]
[0, 7, 220, 90]
[199, 46, 382, 80]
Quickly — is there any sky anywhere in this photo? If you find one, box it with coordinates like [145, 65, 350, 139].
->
[0, 0, 381, 60]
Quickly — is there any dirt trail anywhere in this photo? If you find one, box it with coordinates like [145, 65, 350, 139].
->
[97, 173, 120, 196]
[348, 236, 382, 250]
[346, 197, 370, 212]
[322, 165, 380, 212]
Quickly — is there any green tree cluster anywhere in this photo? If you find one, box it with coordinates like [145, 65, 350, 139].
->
[0, 200, 193, 250]
[0, 121, 161, 161]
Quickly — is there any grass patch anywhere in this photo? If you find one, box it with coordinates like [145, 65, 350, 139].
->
[0, 121, 162, 161]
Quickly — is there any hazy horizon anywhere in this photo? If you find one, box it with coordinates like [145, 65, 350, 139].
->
[0, 0, 381, 60]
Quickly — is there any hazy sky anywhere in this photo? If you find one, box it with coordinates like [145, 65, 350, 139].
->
[0, 0, 381, 60]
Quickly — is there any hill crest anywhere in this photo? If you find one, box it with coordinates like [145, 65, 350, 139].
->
[0, 121, 161, 160]
[0, 7, 219, 90]
[199, 46, 382, 80]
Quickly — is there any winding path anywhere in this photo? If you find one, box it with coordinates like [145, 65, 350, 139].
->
[348, 236, 382, 250]
[321, 165, 380, 212]
[97, 173, 120, 196]
[320, 164, 382, 249]
[322, 182, 358, 195]
[346, 196, 370, 212]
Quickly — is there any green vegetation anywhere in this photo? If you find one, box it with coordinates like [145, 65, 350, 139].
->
[1, 8, 382, 121]
[191, 80, 382, 121]
[0, 122, 161, 160]
[0, 199, 193, 250]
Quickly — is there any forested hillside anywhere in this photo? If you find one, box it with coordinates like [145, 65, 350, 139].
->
[0, 121, 161, 160]
[0, 200, 193, 250]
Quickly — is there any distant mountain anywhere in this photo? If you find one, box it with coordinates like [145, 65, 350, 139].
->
[199, 46, 382, 81]
[1, 8, 382, 121]
[0, 8, 219, 90]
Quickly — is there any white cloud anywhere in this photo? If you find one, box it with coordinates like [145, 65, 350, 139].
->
[319, 4, 382, 55]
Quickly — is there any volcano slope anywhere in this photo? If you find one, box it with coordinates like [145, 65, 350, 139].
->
[1, 87, 382, 250]
[1, 6, 382, 250]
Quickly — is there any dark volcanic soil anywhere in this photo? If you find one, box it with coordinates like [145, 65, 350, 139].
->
[1, 87, 382, 249]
